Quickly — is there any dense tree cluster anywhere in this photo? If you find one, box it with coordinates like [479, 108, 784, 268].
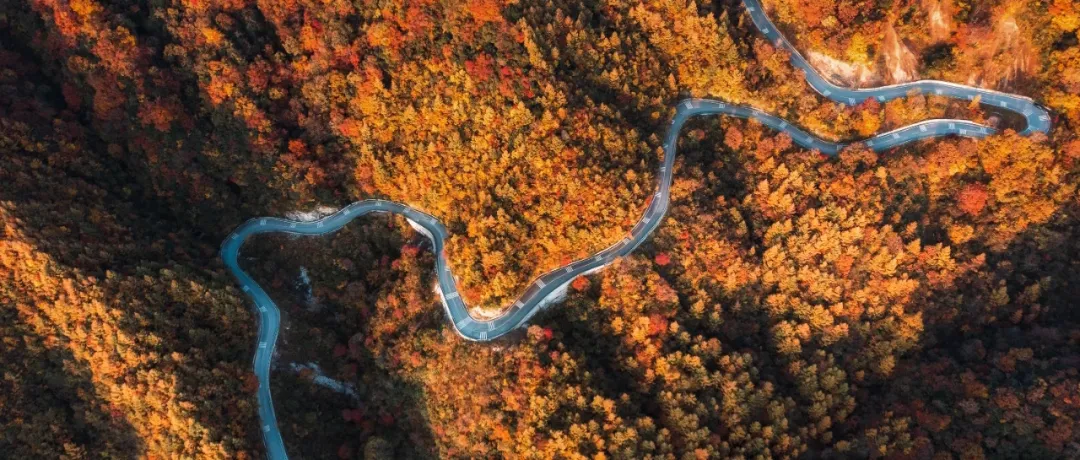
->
[1, 62, 259, 456]
[2, 0, 1079, 458]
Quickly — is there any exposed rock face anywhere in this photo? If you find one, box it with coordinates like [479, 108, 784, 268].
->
[803, 25, 919, 88]
[995, 15, 1037, 85]
[806, 50, 881, 88]
[923, 0, 954, 42]
[961, 11, 1039, 88]
[883, 24, 919, 84]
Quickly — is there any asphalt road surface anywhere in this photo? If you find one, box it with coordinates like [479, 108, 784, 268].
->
[221, 0, 1051, 457]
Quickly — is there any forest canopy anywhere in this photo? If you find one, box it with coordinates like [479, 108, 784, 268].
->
[1, 0, 1079, 458]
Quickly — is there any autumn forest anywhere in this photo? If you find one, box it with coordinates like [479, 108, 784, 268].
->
[2, 0, 1080, 458]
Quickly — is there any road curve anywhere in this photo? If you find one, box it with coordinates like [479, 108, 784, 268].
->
[221, 0, 1051, 458]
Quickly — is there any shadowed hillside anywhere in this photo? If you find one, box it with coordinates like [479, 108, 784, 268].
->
[1, 0, 1079, 457]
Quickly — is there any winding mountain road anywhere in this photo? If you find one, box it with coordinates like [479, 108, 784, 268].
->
[221, 0, 1051, 457]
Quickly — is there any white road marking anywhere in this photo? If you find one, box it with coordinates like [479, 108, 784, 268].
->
[446, 292, 459, 300]
[215, 3, 1054, 450]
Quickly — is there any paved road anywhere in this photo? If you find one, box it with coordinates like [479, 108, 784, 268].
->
[221, 1, 1051, 458]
